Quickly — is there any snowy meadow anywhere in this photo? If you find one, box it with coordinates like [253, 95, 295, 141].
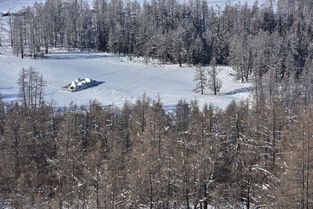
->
[0, 46, 252, 109]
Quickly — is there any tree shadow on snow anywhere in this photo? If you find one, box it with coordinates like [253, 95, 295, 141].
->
[0, 87, 19, 99]
[1, 93, 18, 99]
[225, 86, 254, 95]
[70, 81, 106, 92]
[0, 87, 18, 90]
[45, 52, 122, 60]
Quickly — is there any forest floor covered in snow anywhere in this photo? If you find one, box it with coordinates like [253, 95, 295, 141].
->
[0, 45, 253, 110]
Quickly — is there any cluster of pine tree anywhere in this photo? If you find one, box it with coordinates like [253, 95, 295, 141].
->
[1, 67, 313, 208]
[6, 0, 310, 67]
[193, 57, 222, 95]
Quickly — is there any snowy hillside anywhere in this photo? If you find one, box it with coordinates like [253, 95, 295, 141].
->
[0, 46, 252, 109]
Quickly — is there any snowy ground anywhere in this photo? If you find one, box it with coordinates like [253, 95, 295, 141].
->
[0, 46, 253, 109]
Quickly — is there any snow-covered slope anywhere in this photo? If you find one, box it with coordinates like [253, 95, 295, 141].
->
[0, 46, 252, 109]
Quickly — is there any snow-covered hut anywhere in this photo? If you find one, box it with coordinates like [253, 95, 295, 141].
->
[65, 78, 96, 92]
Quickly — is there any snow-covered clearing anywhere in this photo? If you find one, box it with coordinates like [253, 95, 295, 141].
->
[0, 46, 252, 109]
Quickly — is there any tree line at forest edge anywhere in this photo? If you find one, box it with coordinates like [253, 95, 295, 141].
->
[7, 0, 313, 80]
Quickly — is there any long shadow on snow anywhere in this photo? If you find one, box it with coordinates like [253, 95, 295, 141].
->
[1, 93, 18, 99]
[45, 52, 122, 60]
[225, 86, 254, 95]
[71, 81, 106, 92]
[0, 87, 18, 90]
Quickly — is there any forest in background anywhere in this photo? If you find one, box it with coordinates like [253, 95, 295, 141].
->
[7, 0, 313, 77]
[2, 0, 313, 208]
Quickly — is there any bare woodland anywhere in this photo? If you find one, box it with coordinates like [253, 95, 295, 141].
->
[0, 65, 312, 208]
[2, 0, 313, 208]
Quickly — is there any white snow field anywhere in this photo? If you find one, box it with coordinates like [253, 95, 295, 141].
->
[0, 46, 253, 109]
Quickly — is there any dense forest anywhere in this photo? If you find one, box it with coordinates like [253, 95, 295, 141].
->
[2, 0, 313, 208]
[0, 67, 310, 209]
[7, 0, 313, 77]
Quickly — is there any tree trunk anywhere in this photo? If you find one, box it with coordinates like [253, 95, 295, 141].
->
[150, 172, 153, 209]
[246, 179, 250, 209]
[203, 184, 208, 209]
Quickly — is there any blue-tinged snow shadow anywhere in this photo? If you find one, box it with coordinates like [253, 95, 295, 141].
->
[0, 87, 19, 100]
[1, 93, 18, 99]
[45, 51, 122, 60]
[225, 87, 254, 95]
[0, 87, 17, 90]
[71, 81, 105, 92]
